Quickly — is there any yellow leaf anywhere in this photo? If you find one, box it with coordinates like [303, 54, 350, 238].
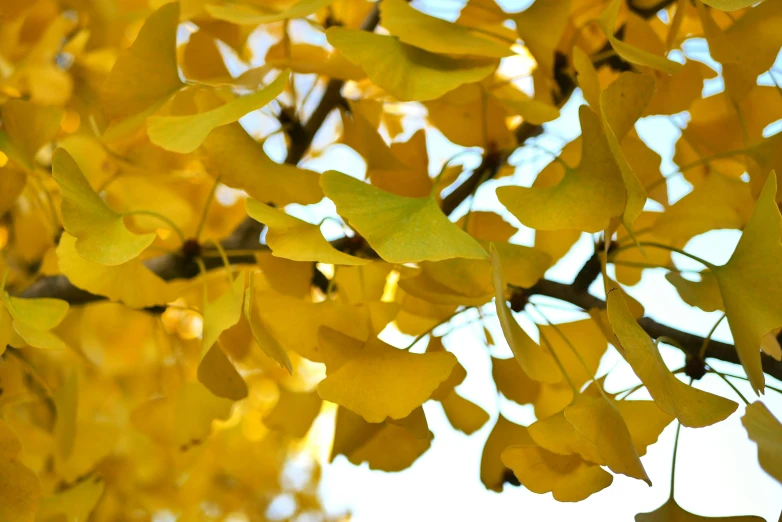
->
[480, 415, 533, 491]
[424, 82, 515, 149]
[52, 149, 156, 266]
[265, 42, 366, 82]
[598, 0, 683, 74]
[654, 172, 753, 242]
[497, 106, 626, 232]
[701, 0, 768, 10]
[205, 0, 334, 24]
[35, 475, 105, 522]
[741, 401, 782, 484]
[1, 290, 68, 350]
[712, 173, 782, 394]
[456, 211, 517, 242]
[101, 2, 183, 119]
[147, 72, 288, 154]
[608, 289, 737, 427]
[439, 391, 489, 435]
[502, 444, 613, 502]
[197, 343, 248, 401]
[321, 170, 487, 263]
[317, 329, 456, 422]
[245, 273, 292, 372]
[130, 382, 233, 447]
[564, 394, 651, 484]
[53, 374, 78, 461]
[400, 243, 548, 306]
[380, 0, 513, 58]
[636, 498, 764, 521]
[335, 406, 433, 472]
[202, 123, 323, 206]
[263, 387, 323, 438]
[665, 271, 724, 313]
[202, 274, 245, 355]
[615, 400, 675, 456]
[326, 27, 497, 102]
[514, 0, 571, 75]
[697, 0, 782, 99]
[180, 31, 232, 83]
[245, 199, 369, 265]
[56, 233, 178, 309]
[0, 100, 63, 170]
[490, 245, 560, 383]
[0, 420, 40, 522]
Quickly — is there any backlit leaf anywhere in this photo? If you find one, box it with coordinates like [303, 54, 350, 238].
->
[321, 170, 487, 263]
[52, 149, 156, 266]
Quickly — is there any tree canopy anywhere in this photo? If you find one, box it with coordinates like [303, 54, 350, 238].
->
[0, 0, 781, 520]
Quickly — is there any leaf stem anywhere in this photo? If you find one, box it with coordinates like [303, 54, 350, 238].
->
[637, 242, 716, 270]
[699, 313, 726, 359]
[708, 366, 750, 405]
[122, 210, 186, 244]
[196, 176, 221, 240]
[669, 417, 683, 499]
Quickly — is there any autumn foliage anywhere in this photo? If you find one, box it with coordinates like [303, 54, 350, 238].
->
[1, 0, 782, 520]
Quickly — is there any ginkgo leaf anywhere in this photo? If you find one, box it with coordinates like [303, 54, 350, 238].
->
[489, 245, 560, 383]
[53, 373, 78, 461]
[57, 234, 178, 309]
[35, 475, 105, 522]
[321, 170, 487, 263]
[502, 444, 613, 502]
[480, 415, 533, 492]
[263, 387, 323, 438]
[0, 100, 63, 170]
[712, 173, 782, 394]
[245, 199, 369, 265]
[52, 149, 156, 266]
[201, 274, 245, 355]
[514, 0, 571, 75]
[0, 420, 41, 522]
[101, 2, 183, 119]
[147, 72, 288, 154]
[665, 271, 724, 313]
[326, 27, 497, 102]
[439, 391, 490, 435]
[653, 172, 753, 242]
[399, 243, 549, 306]
[697, 0, 782, 99]
[130, 382, 233, 448]
[636, 498, 764, 521]
[564, 394, 651, 484]
[380, 0, 513, 58]
[601, 73, 654, 231]
[598, 0, 683, 74]
[317, 329, 457, 422]
[701, 0, 768, 10]
[1, 290, 68, 351]
[741, 401, 782, 484]
[607, 289, 737, 427]
[205, 0, 334, 24]
[197, 343, 248, 401]
[337, 407, 433, 472]
[245, 274, 293, 373]
[497, 106, 626, 232]
[202, 123, 323, 206]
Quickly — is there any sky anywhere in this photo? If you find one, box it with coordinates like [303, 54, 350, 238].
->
[219, 2, 782, 519]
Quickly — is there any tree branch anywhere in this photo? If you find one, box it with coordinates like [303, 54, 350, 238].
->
[528, 279, 782, 383]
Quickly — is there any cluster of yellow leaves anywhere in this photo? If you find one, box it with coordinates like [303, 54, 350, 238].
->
[0, 0, 781, 519]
